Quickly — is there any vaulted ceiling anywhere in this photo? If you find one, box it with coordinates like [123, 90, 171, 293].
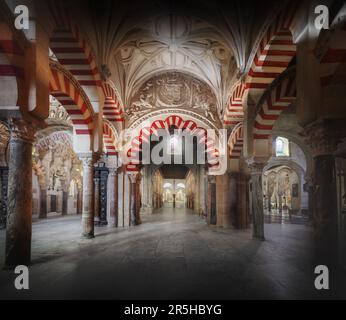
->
[46, 0, 286, 122]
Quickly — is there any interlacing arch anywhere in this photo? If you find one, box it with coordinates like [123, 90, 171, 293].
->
[48, 1, 102, 111]
[103, 120, 118, 156]
[126, 115, 220, 172]
[102, 81, 125, 123]
[49, 60, 94, 135]
[253, 68, 296, 142]
[228, 123, 244, 160]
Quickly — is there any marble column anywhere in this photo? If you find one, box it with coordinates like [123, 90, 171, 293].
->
[109, 168, 118, 227]
[5, 119, 35, 267]
[93, 176, 100, 225]
[247, 157, 266, 240]
[207, 175, 217, 225]
[77, 188, 82, 214]
[80, 155, 96, 239]
[128, 172, 139, 226]
[39, 188, 48, 219]
[0, 166, 9, 229]
[62, 190, 68, 216]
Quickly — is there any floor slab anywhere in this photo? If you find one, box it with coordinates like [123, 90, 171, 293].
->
[0, 208, 338, 299]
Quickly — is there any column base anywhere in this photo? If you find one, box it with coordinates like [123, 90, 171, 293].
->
[81, 233, 95, 239]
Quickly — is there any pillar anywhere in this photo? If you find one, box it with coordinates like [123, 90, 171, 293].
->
[80, 155, 96, 239]
[128, 172, 140, 226]
[5, 119, 35, 267]
[108, 167, 118, 227]
[76, 187, 82, 214]
[93, 176, 100, 224]
[62, 190, 68, 216]
[207, 175, 217, 225]
[39, 188, 47, 219]
[302, 121, 341, 295]
[246, 157, 266, 240]
[0, 166, 9, 229]
[237, 172, 251, 229]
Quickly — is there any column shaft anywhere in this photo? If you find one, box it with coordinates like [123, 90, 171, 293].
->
[81, 157, 95, 238]
[5, 119, 35, 267]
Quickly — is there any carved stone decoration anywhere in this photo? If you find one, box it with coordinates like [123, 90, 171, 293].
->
[128, 72, 218, 124]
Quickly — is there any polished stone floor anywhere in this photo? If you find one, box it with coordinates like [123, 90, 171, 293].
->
[0, 208, 336, 299]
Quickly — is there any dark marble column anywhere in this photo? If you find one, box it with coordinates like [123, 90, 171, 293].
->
[80, 155, 96, 239]
[207, 175, 217, 225]
[62, 190, 68, 216]
[5, 119, 35, 267]
[247, 158, 266, 240]
[0, 166, 9, 229]
[39, 188, 47, 219]
[313, 155, 338, 264]
[128, 173, 139, 226]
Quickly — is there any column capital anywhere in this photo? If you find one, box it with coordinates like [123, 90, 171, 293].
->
[245, 157, 268, 175]
[8, 118, 36, 144]
[79, 153, 97, 168]
[128, 172, 140, 183]
[207, 175, 216, 183]
[300, 120, 341, 157]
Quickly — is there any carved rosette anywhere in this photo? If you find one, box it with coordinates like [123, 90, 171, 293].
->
[8, 119, 36, 144]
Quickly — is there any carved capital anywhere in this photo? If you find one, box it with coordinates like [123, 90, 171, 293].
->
[207, 175, 216, 183]
[246, 157, 267, 175]
[128, 172, 139, 184]
[79, 154, 96, 169]
[8, 119, 36, 144]
[300, 120, 340, 157]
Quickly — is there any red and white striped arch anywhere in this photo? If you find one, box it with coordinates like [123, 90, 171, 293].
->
[48, 2, 102, 112]
[0, 23, 24, 107]
[245, 3, 297, 92]
[126, 115, 220, 172]
[223, 82, 246, 125]
[224, 3, 298, 126]
[102, 81, 124, 122]
[253, 70, 296, 141]
[228, 123, 244, 160]
[103, 121, 118, 156]
[319, 21, 346, 87]
[49, 62, 94, 135]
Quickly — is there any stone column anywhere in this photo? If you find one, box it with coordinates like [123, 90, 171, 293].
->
[246, 157, 267, 240]
[80, 155, 96, 239]
[0, 166, 9, 229]
[128, 172, 139, 226]
[108, 167, 118, 227]
[76, 187, 82, 214]
[5, 119, 35, 267]
[302, 121, 341, 294]
[207, 175, 217, 225]
[62, 189, 68, 216]
[93, 176, 100, 225]
[39, 188, 48, 219]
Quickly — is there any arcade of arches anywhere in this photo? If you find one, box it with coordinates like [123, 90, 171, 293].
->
[1, 0, 346, 299]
